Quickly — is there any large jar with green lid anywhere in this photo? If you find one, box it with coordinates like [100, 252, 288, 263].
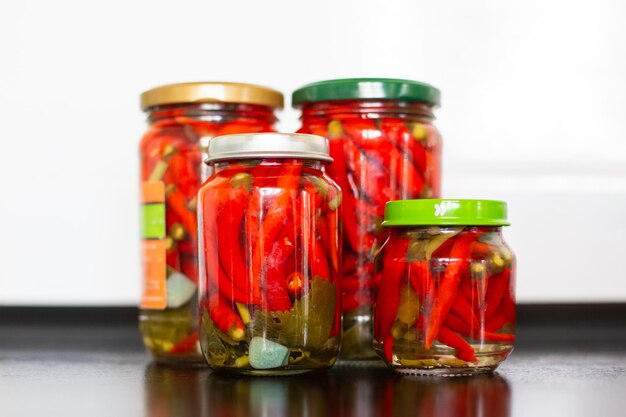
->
[293, 78, 442, 359]
[374, 199, 516, 375]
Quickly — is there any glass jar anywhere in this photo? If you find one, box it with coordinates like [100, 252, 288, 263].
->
[138, 82, 283, 364]
[293, 78, 442, 359]
[374, 199, 516, 375]
[198, 133, 342, 375]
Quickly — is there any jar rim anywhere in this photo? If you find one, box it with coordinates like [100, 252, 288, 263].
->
[140, 82, 284, 110]
[204, 133, 333, 164]
[383, 199, 510, 227]
[292, 78, 440, 106]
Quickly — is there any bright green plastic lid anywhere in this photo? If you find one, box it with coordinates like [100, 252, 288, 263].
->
[383, 199, 510, 227]
[292, 78, 440, 106]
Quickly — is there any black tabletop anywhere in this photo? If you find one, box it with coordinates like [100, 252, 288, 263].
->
[1, 305, 625, 417]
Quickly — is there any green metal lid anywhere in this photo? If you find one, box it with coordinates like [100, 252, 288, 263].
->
[292, 78, 441, 106]
[383, 199, 510, 227]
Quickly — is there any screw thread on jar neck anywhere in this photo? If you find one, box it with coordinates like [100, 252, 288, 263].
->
[146, 102, 278, 125]
[212, 158, 324, 174]
[299, 100, 435, 121]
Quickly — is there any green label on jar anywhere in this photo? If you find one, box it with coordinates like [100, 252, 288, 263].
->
[142, 203, 166, 239]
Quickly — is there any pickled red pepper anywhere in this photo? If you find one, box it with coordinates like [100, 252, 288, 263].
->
[376, 227, 515, 369]
[198, 133, 342, 374]
[374, 199, 516, 374]
[138, 82, 282, 363]
[309, 116, 440, 356]
[293, 79, 442, 359]
[202, 161, 336, 310]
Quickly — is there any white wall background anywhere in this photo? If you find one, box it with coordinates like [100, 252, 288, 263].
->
[1, 0, 625, 305]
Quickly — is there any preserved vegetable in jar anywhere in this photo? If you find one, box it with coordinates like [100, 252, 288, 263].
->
[198, 133, 342, 374]
[138, 82, 283, 364]
[293, 78, 442, 359]
[374, 199, 516, 375]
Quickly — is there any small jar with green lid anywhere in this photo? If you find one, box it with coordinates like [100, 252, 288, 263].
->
[293, 78, 443, 360]
[374, 199, 516, 375]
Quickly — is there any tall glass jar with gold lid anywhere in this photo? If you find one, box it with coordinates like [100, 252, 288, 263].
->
[139, 82, 283, 364]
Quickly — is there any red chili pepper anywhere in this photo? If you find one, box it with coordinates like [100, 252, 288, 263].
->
[262, 236, 295, 312]
[206, 293, 245, 341]
[485, 311, 509, 333]
[216, 184, 250, 297]
[328, 137, 376, 254]
[483, 331, 515, 343]
[484, 269, 510, 321]
[180, 254, 198, 284]
[258, 179, 314, 312]
[330, 282, 342, 338]
[244, 163, 269, 252]
[343, 139, 397, 206]
[176, 240, 195, 255]
[407, 260, 435, 316]
[471, 241, 498, 257]
[250, 161, 302, 299]
[216, 118, 274, 136]
[340, 118, 383, 152]
[167, 189, 197, 242]
[301, 180, 333, 281]
[424, 230, 481, 349]
[436, 326, 477, 362]
[450, 291, 481, 332]
[485, 270, 516, 331]
[200, 186, 221, 292]
[407, 260, 425, 297]
[166, 249, 180, 272]
[343, 254, 358, 275]
[424, 149, 441, 196]
[485, 268, 515, 332]
[374, 236, 410, 361]
[444, 313, 515, 343]
[388, 146, 423, 199]
[316, 212, 330, 245]
[325, 198, 341, 275]
[346, 118, 423, 198]
[214, 264, 258, 305]
[431, 234, 457, 259]
[169, 331, 199, 354]
[381, 118, 429, 174]
[201, 187, 258, 305]
[503, 280, 516, 325]
[167, 151, 198, 196]
[310, 239, 330, 280]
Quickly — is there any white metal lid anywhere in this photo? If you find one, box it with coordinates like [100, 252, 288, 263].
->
[205, 133, 333, 164]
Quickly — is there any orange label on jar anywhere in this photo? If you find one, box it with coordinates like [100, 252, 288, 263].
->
[140, 181, 167, 310]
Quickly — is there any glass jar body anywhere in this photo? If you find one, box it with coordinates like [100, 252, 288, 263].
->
[198, 159, 342, 374]
[297, 100, 442, 359]
[374, 226, 516, 375]
[138, 103, 277, 364]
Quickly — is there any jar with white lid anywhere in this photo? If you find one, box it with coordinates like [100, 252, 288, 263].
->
[198, 133, 342, 374]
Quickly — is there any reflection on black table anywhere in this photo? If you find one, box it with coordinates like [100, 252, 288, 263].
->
[143, 363, 510, 417]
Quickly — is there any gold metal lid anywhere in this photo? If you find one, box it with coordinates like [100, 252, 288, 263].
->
[140, 82, 284, 110]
